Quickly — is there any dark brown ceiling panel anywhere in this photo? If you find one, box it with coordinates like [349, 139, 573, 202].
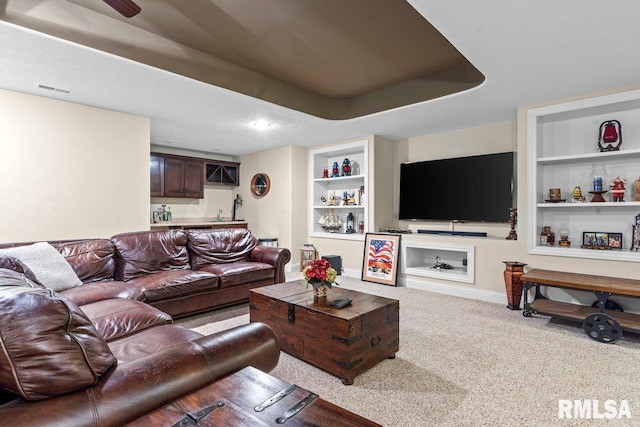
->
[1, 0, 484, 119]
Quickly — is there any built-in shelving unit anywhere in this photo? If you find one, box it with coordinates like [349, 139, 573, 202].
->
[401, 241, 475, 283]
[309, 140, 368, 241]
[527, 89, 640, 262]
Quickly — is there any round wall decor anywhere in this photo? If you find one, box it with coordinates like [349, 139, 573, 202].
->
[250, 173, 271, 197]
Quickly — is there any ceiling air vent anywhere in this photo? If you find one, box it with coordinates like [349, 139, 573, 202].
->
[37, 84, 71, 94]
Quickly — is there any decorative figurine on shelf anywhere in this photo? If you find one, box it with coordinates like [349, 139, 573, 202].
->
[346, 212, 355, 234]
[322, 168, 329, 179]
[540, 226, 555, 246]
[589, 168, 607, 202]
[348, 191, 356, 205]
[351, 161, 360, 175]
[506, 208, 517, 240]
[342, 190, 349, 206]
[598, 120, 622, 152]
[632, 213, 640, 252]
[320, 196, 327, 206]
[610, 176, 627, 202]
[571, 186, 586, 203]
[331, 162, 340, 178]
[328, 194, 336, 206]
[558, 224, 571, 247]
[341, 158, 352, 176]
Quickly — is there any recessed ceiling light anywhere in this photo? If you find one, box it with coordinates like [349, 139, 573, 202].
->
[251, 120, 274, 131]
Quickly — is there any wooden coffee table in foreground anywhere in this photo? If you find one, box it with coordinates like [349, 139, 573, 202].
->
[128, 366, 380, 426]
[250, 281, 399, 385]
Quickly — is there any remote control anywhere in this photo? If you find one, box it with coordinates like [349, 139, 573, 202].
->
[331, 298, 352, 309]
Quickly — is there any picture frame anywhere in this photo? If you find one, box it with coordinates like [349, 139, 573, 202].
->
[581, 232, 623, 250]
[362, 233, 401, 286]
[632, 226, 640, 251]
[582, 232, 596, 247]
[608, 233, 623, 249]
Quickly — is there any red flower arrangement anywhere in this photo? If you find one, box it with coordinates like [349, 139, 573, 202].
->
[302, 258, 338, 289]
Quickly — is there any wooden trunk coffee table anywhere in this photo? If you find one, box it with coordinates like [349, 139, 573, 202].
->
[127, 366, 380, 426]
[250, 281, 399, 385]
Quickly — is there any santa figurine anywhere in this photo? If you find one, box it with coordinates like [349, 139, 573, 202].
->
[609, 176, 627, 202]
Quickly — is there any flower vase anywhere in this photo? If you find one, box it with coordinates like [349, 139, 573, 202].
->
[313, 284, 328, 305]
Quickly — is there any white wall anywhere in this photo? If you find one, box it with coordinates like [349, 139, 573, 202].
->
[0, 89, 150, 242]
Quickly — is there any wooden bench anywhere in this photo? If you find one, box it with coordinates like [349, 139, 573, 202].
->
[521, 269, 640, 343]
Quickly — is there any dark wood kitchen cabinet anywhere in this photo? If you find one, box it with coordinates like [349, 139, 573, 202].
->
[150, 153, 204, 199]
[205, 160, 240, 186]
[150, 154, 165, 197]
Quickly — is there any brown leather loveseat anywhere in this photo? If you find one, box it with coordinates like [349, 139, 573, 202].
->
[0, 265, 280, 426]
[0, 227, 291, 318]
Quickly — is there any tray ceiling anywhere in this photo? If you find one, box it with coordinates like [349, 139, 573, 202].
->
[0, 0, 483, 119]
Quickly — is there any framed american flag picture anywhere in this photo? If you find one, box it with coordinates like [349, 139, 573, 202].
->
[362, 233, 401, 286]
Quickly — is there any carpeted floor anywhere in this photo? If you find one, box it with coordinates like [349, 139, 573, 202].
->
[177, 276, 640, 427]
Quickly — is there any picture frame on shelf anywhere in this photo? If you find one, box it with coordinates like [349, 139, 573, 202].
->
[608, 233, 623, 249]
[581, 232, 622, 250]
[632, 226, 640, 251]
[362, 233, 401, 286]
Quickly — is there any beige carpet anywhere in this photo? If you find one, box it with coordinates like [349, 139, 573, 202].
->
[178, 276, 640, 427]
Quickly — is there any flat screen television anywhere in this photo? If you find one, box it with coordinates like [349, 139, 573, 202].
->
[399, 152, 515, 223]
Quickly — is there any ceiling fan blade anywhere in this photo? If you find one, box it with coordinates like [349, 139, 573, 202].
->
[102, 0, 141, 18]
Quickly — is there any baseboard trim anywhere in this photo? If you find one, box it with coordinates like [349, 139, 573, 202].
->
[402, 277, 506, 305]
[322, 269, 506, 306]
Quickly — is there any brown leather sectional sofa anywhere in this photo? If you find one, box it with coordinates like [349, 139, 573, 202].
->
[0, 227, 291, 317]
[0, 228, 291, 425]
[0, 266, 280, 426]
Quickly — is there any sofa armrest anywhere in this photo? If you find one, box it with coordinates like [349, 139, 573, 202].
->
[0, 256, 41, 284]
[250, 246, 291, 283]
[0, 322, 280, 427]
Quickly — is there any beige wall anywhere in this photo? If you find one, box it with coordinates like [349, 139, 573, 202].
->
[397, 121, 517, 237]
[0, 89, 150, 243]
[396, 90, 640, 306]
[394, 122, 520, 301]
[239, 145, 307, 271]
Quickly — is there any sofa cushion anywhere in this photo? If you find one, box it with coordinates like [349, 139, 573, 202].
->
[80, 299, 173, 342]
[0, 286, 116, 401]
[125, 270, 219, 302]
[60, 280, 145, 306]
[187, 228, 258, 269]
[54, 239, 116, 283]
[107, 324, 203, 364]
[0, 242, 82, 291]
[112, 230, 190, 281]
[198, 261, 274, 289]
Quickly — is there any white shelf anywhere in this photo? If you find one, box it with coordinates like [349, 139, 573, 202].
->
[537, 201, 640, 208]
[309, 231, 365, 241]
[401, 241, 475, 284]
[313, 175, 364, 183]
[537, 148, 640, 164]
[527, 88, 640, 262]
[313, 205, 364, 209]
[309, 140, 369, 239]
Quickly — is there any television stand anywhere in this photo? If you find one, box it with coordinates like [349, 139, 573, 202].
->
[417, 229, 487, 237]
